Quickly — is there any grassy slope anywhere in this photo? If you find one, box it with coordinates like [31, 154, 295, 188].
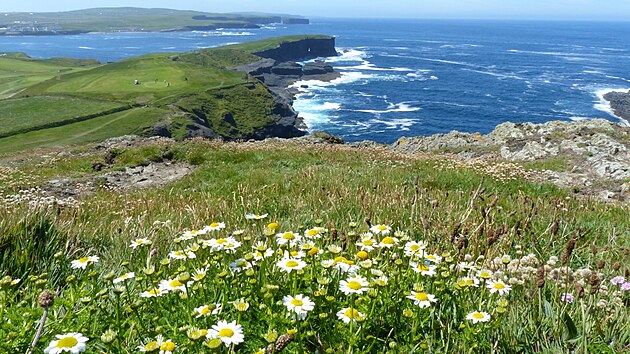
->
[0, 35, 326, 152]
[0, 140, 628, 352]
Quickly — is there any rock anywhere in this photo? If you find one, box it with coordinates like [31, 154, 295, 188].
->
[603, 90, 630, 122]
[303, 61, 334, 75]
[253, 37, 337, 62]
[271, 62, 303, 76]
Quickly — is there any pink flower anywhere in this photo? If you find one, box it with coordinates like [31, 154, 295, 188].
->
[610, 276, 626, 286]
[560, 292, 574, 303]
[621, 282, 630, 291]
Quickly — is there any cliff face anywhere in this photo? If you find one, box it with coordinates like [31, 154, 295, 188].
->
[253, 37, 337, 62]
[604, 90, 630, 122]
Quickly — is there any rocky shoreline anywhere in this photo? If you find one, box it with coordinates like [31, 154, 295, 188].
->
[604, 90, 630, 123]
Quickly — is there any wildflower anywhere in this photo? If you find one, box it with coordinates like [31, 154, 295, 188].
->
[283, 294, 315, 320]
[233, 299, 250, 312]
[424, 253, 442, 263]
[192, 267, 208, 282]
[409, 261, 437, 277]
[560, 292, 575, 303]
[140, 288, 165, 298]
[327, 244, 342, 254]
[276, 258, 307, 273]
[610, 276, 626, 285]
[337, 307, 366, 324]
[339, 275, 369, 295]
[304, 227, 324, 238]
[10, 278, 21, 286]
[276, 231, 301, 246]
[187, 327, 208, 341]
[195, 304, 222, 318]
[374, 276, 389, 287]
[100, 330, 116, 345]
[205, 222, 226, 231]
[406, 291, 437, 308]
[129, 238, 152, 250]
[207, 320, 245, 347]
[113, 272, 135, 284]
[467, 311, 491, 324]
[486, 280, 512, 296]
[245, 213, 268, 220]
[229, 258, 253, 273]
[159, 278, 187, 293]
[404, 241, 427, 257]
[70, 256, 99, 269]
[378, 236, 399, 248]
[477, 269, 493, 280]
[457, 277, 480, 288]
[370, 224, 391, 235]
[267, 222, 280, 231]
[356, 234, 376, 251]
[157, 335, 176, 354]
[168, 250, 196, 260]
[321, 259, 335, 268]
[137, 339, 159, 352]
[44, 332, 88, 354]
[621, 282, 630, 291]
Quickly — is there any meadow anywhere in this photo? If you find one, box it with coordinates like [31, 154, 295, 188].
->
[1, 138, 628, 353]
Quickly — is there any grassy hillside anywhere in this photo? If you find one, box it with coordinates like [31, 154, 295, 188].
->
[0, 139, 628, 353]
[0, 35, 326, 152]
[0, 7, 302, 34]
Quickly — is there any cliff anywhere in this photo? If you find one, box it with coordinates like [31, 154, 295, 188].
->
[252, 37, 337, 62]
[603, 90, 630, 122]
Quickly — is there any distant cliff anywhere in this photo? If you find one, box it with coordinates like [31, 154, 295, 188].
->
[603, 90, 630, 122]
[253, 37, 337, 62]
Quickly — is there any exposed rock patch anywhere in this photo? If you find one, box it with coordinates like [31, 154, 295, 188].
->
[603, 90, 630, 122]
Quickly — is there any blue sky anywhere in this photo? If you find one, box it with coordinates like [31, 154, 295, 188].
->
[4, 0, 630, 20]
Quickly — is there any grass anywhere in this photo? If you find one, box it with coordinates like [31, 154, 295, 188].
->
[1, 139, 629, 353]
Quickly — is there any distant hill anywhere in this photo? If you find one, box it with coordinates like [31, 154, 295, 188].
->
[0, 7, 309, 35]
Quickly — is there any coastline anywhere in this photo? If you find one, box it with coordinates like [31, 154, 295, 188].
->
[598, 88, 630, 126]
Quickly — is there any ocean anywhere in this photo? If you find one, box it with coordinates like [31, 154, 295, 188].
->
[2, 19, 630, 143]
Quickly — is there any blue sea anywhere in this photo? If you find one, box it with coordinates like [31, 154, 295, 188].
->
[2, 19, 630, 143]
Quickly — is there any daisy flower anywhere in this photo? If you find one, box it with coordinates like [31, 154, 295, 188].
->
[140, 288, 165, 298]
[168, 250, 196, 260]
[276, 231, 302, 247]
[70, 256, 99, 269]
[276, 258, 307, 273]
[137, 338, 159, 352]
[378, 236, 399, 248]
[245, 213, 268, 220]
[404, 241, 427, 257]
[374, 276, 389, 287]
[477, 269, 493, 280]
[10, 278, 21, 286]
[229, 258, 253, 273]
[283, 294, 315, 320]
[156, 335, 176, 354]
[466, 311, 491, 324]
[304, 227, 325, 238]
[180, 229, 207, 240]
[113, 272, 135, 284]
[409, 261, 437, 277]
[456, 276, 480, 288]
[44, 332, 88, 354]
[486, 279, 512, 296]
[337, 307, 366, 324]
[192, 267, 208, 282]
[406, 291, 437, 308]
[195, 304, 222, 318]
[205, 222, 226, 231]
[129, 238, 152, 250]
[370, 224, 391, 235]
[233, 299, 250, 312]
[424, 253, 442, 264]
[159, 278, 187, 293]
[339, 275, 369, 295]
[356, 235, 376, 251]
[207, 320, 245, 347]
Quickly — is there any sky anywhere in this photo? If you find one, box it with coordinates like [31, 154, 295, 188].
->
[3, 0, 630, 20]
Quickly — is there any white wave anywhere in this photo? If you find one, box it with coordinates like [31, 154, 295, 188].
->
[462, 68, 527, 81]
[293, 99, 340, 128]
[569, 116, 590, 121]
[326, 48, 369, 63]
[219, 31, 254, 36]
[78, 46, 94, 50]
[290, 71, 375, 91]
[357, 102, 421, 114]
[592, 87, 630, 125]
[368, 118, 418, 131]
[406, 70, 438, 81]
[341, 62, 414, 72]
[416, 57, 479, 68]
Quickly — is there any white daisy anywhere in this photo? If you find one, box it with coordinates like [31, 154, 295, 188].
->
[486, 279, 512, 296]
[204, 222, 226, 231]
[156, 335, 176, 354]
[404, 241, 427, 257]
[406, 291, 437, 308]
[282, 294, 315, 320]
[129, 238, 152, 250]
[424, 253, 442, 263]
[113, 272, 135, 284]
[194, 304, 222, 318]
[276, 258, 307, 273]
[356, 235, 376, 251]
[276, 231, 302, 247]
[336, 307, 366, 324]
[377, 236, 399, 248]
[409, 261, 437, 277]
[207, 320, 244, 347]
[229, 258, 253, 273]
[168, 250, 196, 260]
[339, 275, 369, 295]
[140, 288, 165, 298]
[370, 224, 391, 235]
[159, 278, 187, 293]
[70, 256, 99, 269]
[44, 332, 88, 354]
[245, 213, 268, 220]
[466, 311, 491, 324]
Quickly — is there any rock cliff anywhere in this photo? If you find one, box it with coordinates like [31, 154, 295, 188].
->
[604, 90, 630, 122]
[253, 37, 337, 62]
[390, 119, 630, 203]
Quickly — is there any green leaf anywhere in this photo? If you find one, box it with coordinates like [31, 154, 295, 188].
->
[563, 312, 578, 340]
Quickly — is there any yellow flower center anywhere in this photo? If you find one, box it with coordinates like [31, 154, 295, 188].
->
[144, 341, 159, 350]
[210, 223, 220, 227]
[169, 280, 183, 287]
[494, 283, 505, 289]
[286, 260, 299, 267]
[290, 250, 298, 256]
[382, 237, 395, 245]
[148, 289, 160, 295]
[308, 247, 319, 256]
[79, 257, 89, 263]
[414, 292, 429, 301]
[160, 341, 176, 351]
[410, 244, 420, 251]
[237, 261, 247, 267]
[282, 233, 295, 240]
[268, 222, 279, 230]
[334, 256, 347, 264]
[307, 230, 319, 236]
[356, 251, 368, 260]
[465, 279, 474, 285]
[219, 328, 235, 337]
[200, 307, 210, 315]
[56, 337, 78, 348]
[216, 238, 227, 244]
[347, 281, 363, 290]
[472, 312, 485, 319]
[344, 308, 360, 319]
[291, 299, 304, 306]
[377, 225, 388, 231]
[479, 271, 491, 279]
[417, 264, 430, 271]
[363, 239, 374, 246]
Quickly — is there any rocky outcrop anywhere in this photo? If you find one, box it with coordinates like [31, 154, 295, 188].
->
[391, 119, 630, 203]
[253, 37, 337, 62]
[604, 90, 630, 122]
